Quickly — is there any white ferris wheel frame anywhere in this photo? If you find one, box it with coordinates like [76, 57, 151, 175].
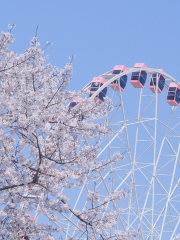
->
[27, 68, 180, 240]
[84, 67, 180, 240]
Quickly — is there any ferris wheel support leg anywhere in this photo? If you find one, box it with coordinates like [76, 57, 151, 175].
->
[159, 142, 180, 239]
[126, 87, 143, 231]
[106, 115, 114, 193]
[151, 73, 158, 240]
[130, 87, 143, 233]
[118, 81, 144, 240]
[141, 107, 176, 239]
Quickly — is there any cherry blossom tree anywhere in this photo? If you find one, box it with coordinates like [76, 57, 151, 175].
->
[0, 26, 139, 240]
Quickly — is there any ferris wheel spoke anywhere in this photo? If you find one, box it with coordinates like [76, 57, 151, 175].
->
[59, 212, 89, 238]
[117, 81, 145, 239]
[45, 213, 74, 239]
[109, 103, 122, 123]
[169, 202, 180, 219]
[65, 185, 86, 239]
[134, 164, 152, 185]
[158, 120, 180, 137]
[140, 122, 154, 139]
[143, 121, 166, 138]
[135, 143, 154, 162]
[112, 131, 128, 148]
[167, 122, 180, 135]
[96, 127, 125, 158]
[98, 170, 126, 230]
[165, 138, 177, 155]
[114, 171, 132, 192]
[140, 98, 155, 117]
[106, 115, 115, 192]
[155, 157, 176, 175]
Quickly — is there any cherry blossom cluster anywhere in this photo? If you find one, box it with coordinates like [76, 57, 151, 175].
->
[0, 29, 138, 239]
[71, 190, 139, 239]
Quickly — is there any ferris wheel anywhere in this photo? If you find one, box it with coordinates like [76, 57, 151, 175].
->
[27, 64, 180, 240]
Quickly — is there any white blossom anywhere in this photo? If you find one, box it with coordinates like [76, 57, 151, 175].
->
[0, 29, 136, 240]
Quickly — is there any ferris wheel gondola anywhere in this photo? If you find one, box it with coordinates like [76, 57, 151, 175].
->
[130, 63, 148, 88]
[89, 77, 108, 102]
[167, 83, 180, 106]
[149, 69, 166, 93]
[110, 65, 128, 91]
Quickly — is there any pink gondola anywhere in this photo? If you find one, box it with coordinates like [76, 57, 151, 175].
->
[26, 215, 35, 221]
[130, 63, 148, 88]
[149, 69, 166, 93]
[31, 171, 40, 182]
[28, 172, 41, 195]
[110, 65, 128, 91]
[69, 97, 84, 120]
[69, 98, 83, 108]
[167, 83, 180, 106]
[89, 77, 108, 102]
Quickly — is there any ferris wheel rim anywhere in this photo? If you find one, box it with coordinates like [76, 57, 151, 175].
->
[83, 68, 180, 101]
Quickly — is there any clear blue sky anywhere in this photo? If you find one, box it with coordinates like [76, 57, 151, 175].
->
[0, 0, 180, 91]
